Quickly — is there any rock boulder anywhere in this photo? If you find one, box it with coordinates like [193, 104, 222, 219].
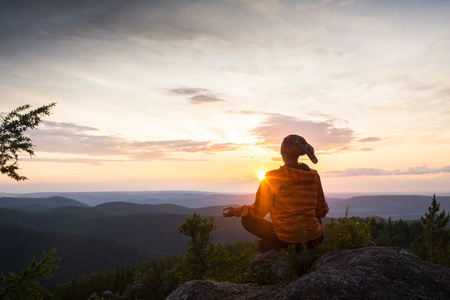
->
[284, 247, 449, 299]
[166, 280, 282, 300]
[167, 247, 450, 300]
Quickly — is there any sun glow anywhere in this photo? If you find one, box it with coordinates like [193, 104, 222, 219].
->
[257, 171, 266, 181]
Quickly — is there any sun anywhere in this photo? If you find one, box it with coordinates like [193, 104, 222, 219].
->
[256, 171, 266, 181]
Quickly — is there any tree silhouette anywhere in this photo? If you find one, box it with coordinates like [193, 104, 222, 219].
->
[420, 194, 450, 266]
[176, 213, 219, 281]
[0, 249, 59, 299]
[0, 103, 56, 181]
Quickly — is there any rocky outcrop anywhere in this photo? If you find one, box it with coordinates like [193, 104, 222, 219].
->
[246, 249, 293, 284]
[167, 247, 450, 300]
[283, 247, 449, 299]
[101, 290, 115, 299]
[166, 280, 282, 300]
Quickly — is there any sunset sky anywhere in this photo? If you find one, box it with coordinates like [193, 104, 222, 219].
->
[1, 0, 449, 196]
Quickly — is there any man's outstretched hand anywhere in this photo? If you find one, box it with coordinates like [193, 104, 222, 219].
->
[222, 206, 235, 218]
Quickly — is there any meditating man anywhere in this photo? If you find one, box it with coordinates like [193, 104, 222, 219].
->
[223, 134, 329, 252]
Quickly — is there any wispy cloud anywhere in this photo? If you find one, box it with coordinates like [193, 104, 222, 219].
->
[190, 94, 226, 104]
[250, 113, 356, 151]
[29, 157, 107, 166]
[358, 137, 381, 143]
[169, 87, 226, 104]
[28, 121, 240, 163]
[170, 88, 208, 96]
[326, 165, 450, 177]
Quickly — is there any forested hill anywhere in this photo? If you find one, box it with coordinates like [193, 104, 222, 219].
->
[328, 195, 450, 220]
[0, 207, 253, 252]
[0, 196, 88, 211]
[0, 205, 254, 286]
[1, 193, 448, 287]
[0, 226, 160, 287]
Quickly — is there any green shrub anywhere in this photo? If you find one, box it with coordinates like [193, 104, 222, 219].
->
[208, 243, 258, 283]
[280, 244, 327, 280]
[176, 214, 258, 284]
[323, 205, 375, 251]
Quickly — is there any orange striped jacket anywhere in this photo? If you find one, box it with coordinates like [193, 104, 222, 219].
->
[234, 165, 329, 243]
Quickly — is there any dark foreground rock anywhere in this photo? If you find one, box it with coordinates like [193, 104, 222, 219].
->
[246, 249, 293, 283]
[284, 247, 449, 299]
[166, 280, 282, 300]
[166, 247, 450, 300]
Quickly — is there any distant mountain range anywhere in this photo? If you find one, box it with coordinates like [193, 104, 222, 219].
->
[1, 192, 449, 287]
[0, 191, 256, 207]
[0, 196, 88, 211]
[1, 192, 448, 220]
[327, 195, 450, 220]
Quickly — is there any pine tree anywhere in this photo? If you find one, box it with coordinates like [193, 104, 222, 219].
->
[0, 249, 59, 299]
[0, 103, 56, 180]
[420, 194, 450, 266]
[113, 266, 121, 294]
[176, 213, 219, 281]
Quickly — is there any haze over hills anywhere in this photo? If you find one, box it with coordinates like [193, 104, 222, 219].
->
[327, 195, 450, 220]
[0, 196, 88, 212]
[4, 190, 438, 207]
[1, 192, 449, 220]
[0, 191, 256, 207]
